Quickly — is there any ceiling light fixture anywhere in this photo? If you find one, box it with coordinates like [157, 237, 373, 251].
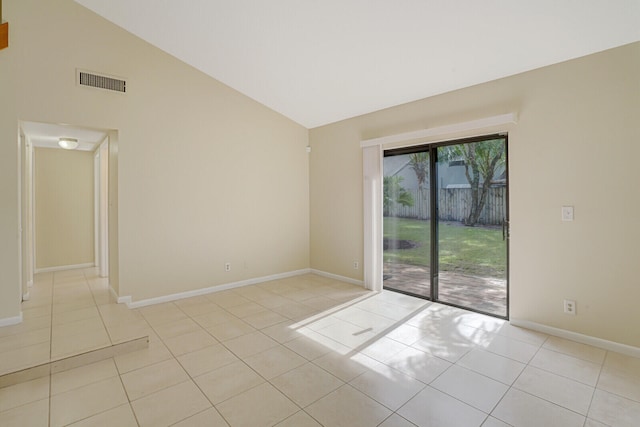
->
[58, 138, 79, 150]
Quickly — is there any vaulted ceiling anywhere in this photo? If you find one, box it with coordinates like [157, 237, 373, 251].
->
[75, 0, 640, 128]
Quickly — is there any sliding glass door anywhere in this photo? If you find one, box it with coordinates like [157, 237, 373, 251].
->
[383, 135, 509, 318]
[383, 151, 431, 298]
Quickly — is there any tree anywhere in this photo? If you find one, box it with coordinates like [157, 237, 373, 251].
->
[383, 175, 414, 216]
[440, 139, 505, 226]
[409, 152, 429, 219]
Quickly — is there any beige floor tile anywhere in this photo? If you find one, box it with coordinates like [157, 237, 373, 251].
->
[0, 398, 49, 427]
[205, 318, 256, 341]
[99, 303, 145, 323]
[172, 407, 229, 426]
[271, 362, 344, 407]
[67, 403, 138, 427]
[492, 388, 585, 427]
[51, 316, 106, 339]
[588, 388, 640, 427]
[597, 351, 640, 402]
[163, 329, 218, 356]
[333, 307, 397, 333]
[271, 301, 319, 320]
[457, 349, 525, 385]
[0, 327, 50, 353]
[312, 351, 379, 382]
[50, 377, 128, 427]
[306, 384, 392, 427]
[350, 363, 426, 411]
[206, 291, 252, 308]
[0, 315, 50, 338]
[216, 382, 299, 427]
[121, 358, 189, 400]
[194, 360, 264, 404]
[584, 418, 609, 427]
[114, 335, 173, 374]
[384, 324, 429, 346]
[360, 337, 409, 362]
[175, 300, 222, 317]
[152, 317, 202, 340]
[431, 365, 508, 412]
[0, 342, 50, 375]
[530, 348, 601, 386]
[493, 324, 549, 347]
[223, 331, 279, 358]
[385, 347, 451, 384]
[543, 336, 606, 364]
[226, 301, 268, 318]
[255, 294, 293, 310]
[315, 319, 378, 349]
[275, 410, 322, 427]
[52, 306, 100, 326]
[51, 359, 118, 395]
[22, 305, 53, 320]
[480, 333, 539, 364]
[50, 327, 112, 359]
[261, 320, 304, 343]
[378, 413, 419, 427]
[0, 376, 49, 413]
[284, 332, 340, 360]
[398, 386, 487, 427]
[52, 298, 96, 314]
[131, 380, 211, 427]
[138, 303, 188, 326]
[7, 272, 634, 427]
[481, 416, 512, 427]
[513, 366, 594, 414]
[105, 319, 152, 344]
[411, 334, 474, 363]
[243, 309, 290, 329]
[192, 310, 238, 329]
[244, 345, 307, 379]
[177, 343, 238, 377]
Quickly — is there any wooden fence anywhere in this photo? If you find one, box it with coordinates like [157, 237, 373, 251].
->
[385, 187, 506, 225]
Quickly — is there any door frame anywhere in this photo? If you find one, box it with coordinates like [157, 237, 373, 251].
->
[382, 133, 510, 319]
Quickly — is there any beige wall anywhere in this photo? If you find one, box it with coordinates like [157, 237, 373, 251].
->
[0, 0, 309, 319]
[310, 43, 640, 347]
[34, 148, 95, 269]
[0, 32, 19, 320]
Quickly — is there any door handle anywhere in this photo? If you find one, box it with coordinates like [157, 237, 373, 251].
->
[502, 219, 509, 241]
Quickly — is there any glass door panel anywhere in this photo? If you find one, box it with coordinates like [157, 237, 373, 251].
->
[436, 138, 508, 317]
[383, 152, 431, 298]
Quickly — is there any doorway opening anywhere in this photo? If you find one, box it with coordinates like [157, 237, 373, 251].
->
[18, 121, 117, 300]
[383, 134, 509, 318]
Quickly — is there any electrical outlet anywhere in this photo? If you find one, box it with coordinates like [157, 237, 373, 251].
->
[225, 262, 231, 272]
[353, 261, 359, 270]
[563, 299, 576, 315]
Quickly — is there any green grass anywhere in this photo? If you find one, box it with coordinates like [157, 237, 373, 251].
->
[384, 217, 506, 278]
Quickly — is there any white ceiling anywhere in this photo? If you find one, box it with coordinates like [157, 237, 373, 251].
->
[21, 121, 107, 152]
[76, 1, 640, 128]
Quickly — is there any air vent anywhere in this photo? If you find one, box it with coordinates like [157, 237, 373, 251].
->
[77, 69, 126, 93]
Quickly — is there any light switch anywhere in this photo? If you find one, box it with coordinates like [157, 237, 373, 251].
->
[562, 206, 574, 221]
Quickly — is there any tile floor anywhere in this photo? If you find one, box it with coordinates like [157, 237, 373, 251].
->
[1, 269, 639, 426]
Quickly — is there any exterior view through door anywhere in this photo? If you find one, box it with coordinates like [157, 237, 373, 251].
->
[383, 135, 509, 318]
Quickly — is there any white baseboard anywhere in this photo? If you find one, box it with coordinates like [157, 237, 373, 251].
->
[120, 268, 313, 309]
[0, 313, 23, 327]
[510, 318, 640, 359]
[108, 286, 131, 305]
[35, 263, 95, 274]
[310, 269, 364, 287]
